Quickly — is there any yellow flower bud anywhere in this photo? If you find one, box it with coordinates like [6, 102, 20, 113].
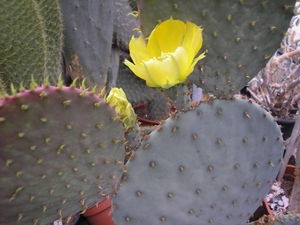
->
[124, 17, 206, 89]
[106, 88, 137, 131]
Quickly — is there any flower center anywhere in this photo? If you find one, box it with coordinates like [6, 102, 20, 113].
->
[157, 52, 171, 62]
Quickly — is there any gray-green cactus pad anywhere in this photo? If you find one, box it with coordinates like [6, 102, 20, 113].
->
[112, 98, 283, 225]
[113, 0, 140, 50]
[136, 0, 295, 98]
[0, 86, 125, 225]
[60, 0, 114, 91]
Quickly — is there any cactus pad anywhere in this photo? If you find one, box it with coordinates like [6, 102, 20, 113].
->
[113, 0, 140, 50]
[136, 0, 295, 98]
[0, 84, 125, 225]
[60, 0, 114, 91]
[112, 98, 283, 225]
[147, 92, 171, 122]
[162, 82, 192, 112]
[0, 0, 63, 89]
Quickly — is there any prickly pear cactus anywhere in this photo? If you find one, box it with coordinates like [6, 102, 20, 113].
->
[0, 0, 63, 89]
[112, 98, 284, 225]
[0, 82, 126, 225]
[60, 0, 114, 92]
[136, 0, 295, 98]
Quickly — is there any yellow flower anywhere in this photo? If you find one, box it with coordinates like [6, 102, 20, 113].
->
[106, 88, 137, 131]
[124, 17, 205, 89]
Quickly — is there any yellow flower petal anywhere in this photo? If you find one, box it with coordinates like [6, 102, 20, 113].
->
[124, 59, 158, 86]
[185, 52, 206, 76]
[147, 17, 186, 56]
[182, 22, 203, 58]
[169, 47, 190, 81]
[129, 36, 150, 63]
[129, 36, 147, 53]
[145, 32, 161, 58]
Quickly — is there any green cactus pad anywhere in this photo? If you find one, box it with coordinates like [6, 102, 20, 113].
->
[0, 85, 125, 225]
[0, 0, 63, 89]
[136, 0, 295, 98]
[112, 98, 283, 225]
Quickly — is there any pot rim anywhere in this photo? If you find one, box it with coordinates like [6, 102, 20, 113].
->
[83, 198, 112, 217]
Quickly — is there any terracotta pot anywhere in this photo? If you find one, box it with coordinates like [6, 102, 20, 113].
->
[283, 164, 296, 181]
[263, 197, 273, 217]
[83, 198, 114, 225]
